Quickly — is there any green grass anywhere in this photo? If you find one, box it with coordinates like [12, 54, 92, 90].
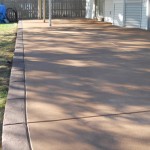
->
[0, 23, 17, 148]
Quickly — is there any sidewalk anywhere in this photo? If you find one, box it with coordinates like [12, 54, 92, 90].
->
[23, 19, 150, 150]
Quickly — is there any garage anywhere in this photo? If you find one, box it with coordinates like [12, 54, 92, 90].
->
[112, 0, 148, 29]
[87, 0, 149, 30]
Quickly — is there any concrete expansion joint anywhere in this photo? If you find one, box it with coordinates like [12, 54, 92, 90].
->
[2, 21, 32, 150]
[4, 122, 27, 127]
[26, 109, 150, 125]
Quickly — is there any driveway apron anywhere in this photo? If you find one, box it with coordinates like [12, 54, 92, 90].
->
[23, 19, 150, 150]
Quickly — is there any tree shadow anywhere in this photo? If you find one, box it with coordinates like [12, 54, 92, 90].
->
[23, 19, 150, 149]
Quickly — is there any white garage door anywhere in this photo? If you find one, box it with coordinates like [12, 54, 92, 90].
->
[113, 1, 124, 27]
[125, 0, 142, 28]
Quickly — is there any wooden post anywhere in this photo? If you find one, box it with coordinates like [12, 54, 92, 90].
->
[43, 0, 46, 22]
[49, 0, 52, 26]
[38, 0, 42, 19]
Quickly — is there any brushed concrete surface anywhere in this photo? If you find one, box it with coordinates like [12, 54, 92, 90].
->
[3, 98, 25, 125]
[9, 69, 24, 83]
[23, 19, 150, 150]
[29, 112, 150, 150]
[3, 124, 30, 150]
[7, 81, 25, 100]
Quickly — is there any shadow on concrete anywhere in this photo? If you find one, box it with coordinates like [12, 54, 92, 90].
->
[22, 19, 150, 149]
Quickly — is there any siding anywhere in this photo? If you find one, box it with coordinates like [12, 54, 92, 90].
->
[141, 0, 148, 29]
[113, 0, 124, 26]
[104, 0, 113, 23]
[125, 0, 142, 28]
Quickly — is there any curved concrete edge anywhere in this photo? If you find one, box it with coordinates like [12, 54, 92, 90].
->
[2, 21, 31, 150]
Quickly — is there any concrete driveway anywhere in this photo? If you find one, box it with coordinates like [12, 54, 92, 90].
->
[23, 19, 150, 150]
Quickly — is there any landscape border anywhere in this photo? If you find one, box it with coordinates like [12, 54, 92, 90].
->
[2, 21, 31, 150]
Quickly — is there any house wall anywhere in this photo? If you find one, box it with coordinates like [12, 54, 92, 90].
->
[141, 0, 148, 29]
[86, 0, 149, 30]
[106, 0, 149, 30]
[124, 0, 148, 29]
[125, 0, 142, 28]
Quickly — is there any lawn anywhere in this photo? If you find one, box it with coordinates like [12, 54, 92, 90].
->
[0, 23, 17, 147]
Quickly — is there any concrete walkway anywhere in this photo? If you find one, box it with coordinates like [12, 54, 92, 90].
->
[23, 19, 150, 150]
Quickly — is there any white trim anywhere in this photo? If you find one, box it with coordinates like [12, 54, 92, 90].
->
[147, 0, 150, 29]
